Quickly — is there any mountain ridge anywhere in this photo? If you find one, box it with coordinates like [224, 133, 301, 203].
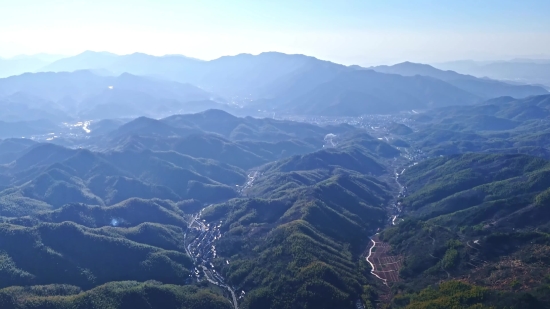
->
[371, 61, 548, 99]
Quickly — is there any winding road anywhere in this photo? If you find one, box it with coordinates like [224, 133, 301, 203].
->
[366, 236, 389, 285]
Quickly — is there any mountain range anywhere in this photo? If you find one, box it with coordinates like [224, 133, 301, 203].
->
[371, 61, 548, 99]
[0, 70, 230, 121]
[0, 109, 398, 309]
[433, 59, 550, 88]
[0, 51, 547, 122]
[44, 51, 548, 103]
[0, 54, 65, 78]
[0, 90, 550, 308]
[2, 50, 550, 309]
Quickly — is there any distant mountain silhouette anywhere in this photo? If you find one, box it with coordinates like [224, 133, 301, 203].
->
[41, 51, 119, 72]
[0, 92, 70, 122]
[278, 70, 480, 115]
[7, 51, 549, 118]
[195, 52, 339, 99]
[253, 59, 349, 105]
[0, 70, 210, 102]
[433, 59, 550, 88]
[0, 120, 59, 139]
[371, 62, 548, 98]
[41, 51, 342, 100]
[0, 55, 60, 78]
[11, 53, 66, 62]
[43, 51, 208, 88]
[0, 70, 218, 120]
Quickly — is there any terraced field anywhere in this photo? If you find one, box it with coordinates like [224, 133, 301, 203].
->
[367, 234, 404, 284]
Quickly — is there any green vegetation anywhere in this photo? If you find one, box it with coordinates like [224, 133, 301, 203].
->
[392, 280, 548, 309]
[382, 150, 550, 307]
[0, 221, 193, 289]
[197, 144, 394, 309]
[4, 95, 550, 309]
[402, 281, 492, 309]
[405, 95, 550, 159]
[388, 123, 413, 136]
[0, 118, 397, 309]
[0, 146, 248, 215]
[0, 281, 232, 309]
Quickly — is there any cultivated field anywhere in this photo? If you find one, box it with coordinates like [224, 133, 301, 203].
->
[367, 234, 404, 284]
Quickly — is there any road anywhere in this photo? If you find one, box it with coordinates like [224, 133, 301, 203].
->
[200, 265, 239, 309]
[240, 171, 260, 195]
[366, 236, 388, 285]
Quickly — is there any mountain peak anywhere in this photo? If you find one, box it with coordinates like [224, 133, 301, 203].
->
[396, 61, 429, 66]
[117, 72, 140, 79]
[77, 50, 118, 57]
[198, 109, 237, 120]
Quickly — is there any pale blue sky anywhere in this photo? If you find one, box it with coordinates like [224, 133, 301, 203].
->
[1, 0, 549, 65]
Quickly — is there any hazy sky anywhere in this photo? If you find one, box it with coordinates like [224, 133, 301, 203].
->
[1, 0, 550, 65]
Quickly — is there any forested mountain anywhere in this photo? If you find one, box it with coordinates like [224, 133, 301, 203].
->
[335, 94, 550, 308]
[1, 92, 550, 308]
[0, 108, 359, 212]
[3, 50, 550, 309]
[159, 109, 354, 142]
[403, 94, 550, 158]
[0, 110, 403, 309]
[5, 0, 550, 305]
[381, 153, 550, 308]
[199, 136, 397, 309]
